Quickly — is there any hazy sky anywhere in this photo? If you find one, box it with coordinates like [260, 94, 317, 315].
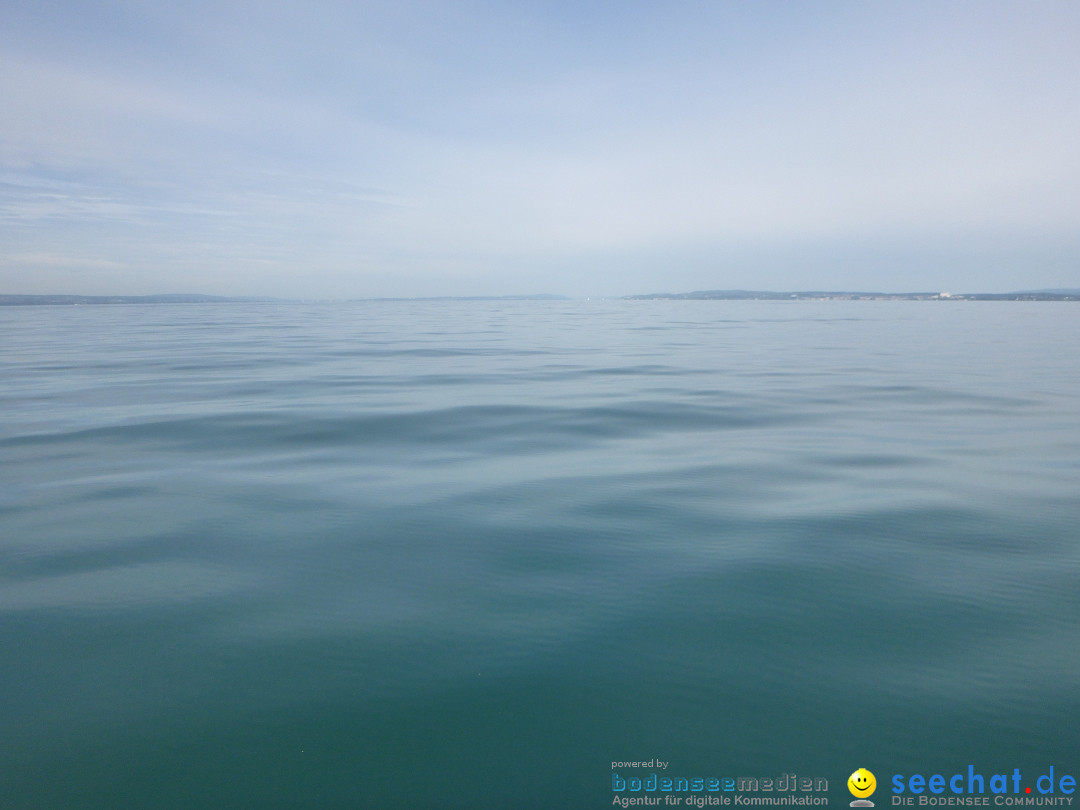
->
[2, 1, 1079, 298]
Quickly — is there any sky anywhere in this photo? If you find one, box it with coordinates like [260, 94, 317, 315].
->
[1, 0, 1079, 299]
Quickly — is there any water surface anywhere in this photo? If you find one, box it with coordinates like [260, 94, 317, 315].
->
[2, 300, 1078, 808]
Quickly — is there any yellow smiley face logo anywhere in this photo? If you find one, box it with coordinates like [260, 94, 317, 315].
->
[848, 768, 877, 798]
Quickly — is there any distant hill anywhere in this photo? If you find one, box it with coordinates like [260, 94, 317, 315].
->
[1013, 288, 1080, 296]
[0, 293, 571, 305]
[0, 294, 284, 306]
[344, 294, 571, 302]
[623, 289, 1079, 301]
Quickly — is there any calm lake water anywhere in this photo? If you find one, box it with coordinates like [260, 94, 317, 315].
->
[2, 300, 1078, 809]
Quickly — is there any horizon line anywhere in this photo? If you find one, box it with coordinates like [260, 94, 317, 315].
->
[2, 288, 1080, 305]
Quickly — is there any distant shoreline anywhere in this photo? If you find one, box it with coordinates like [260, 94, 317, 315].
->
[0, 294, 281, 306]
[0, 294, 570, 306]
[623, 289, 1080, 301]
[1, 290, 1077, 305]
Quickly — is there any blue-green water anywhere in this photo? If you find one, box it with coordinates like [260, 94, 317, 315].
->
[2, 300, 1078, 809]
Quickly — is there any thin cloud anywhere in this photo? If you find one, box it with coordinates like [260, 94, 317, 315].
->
[2, 1, 1079, 296]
